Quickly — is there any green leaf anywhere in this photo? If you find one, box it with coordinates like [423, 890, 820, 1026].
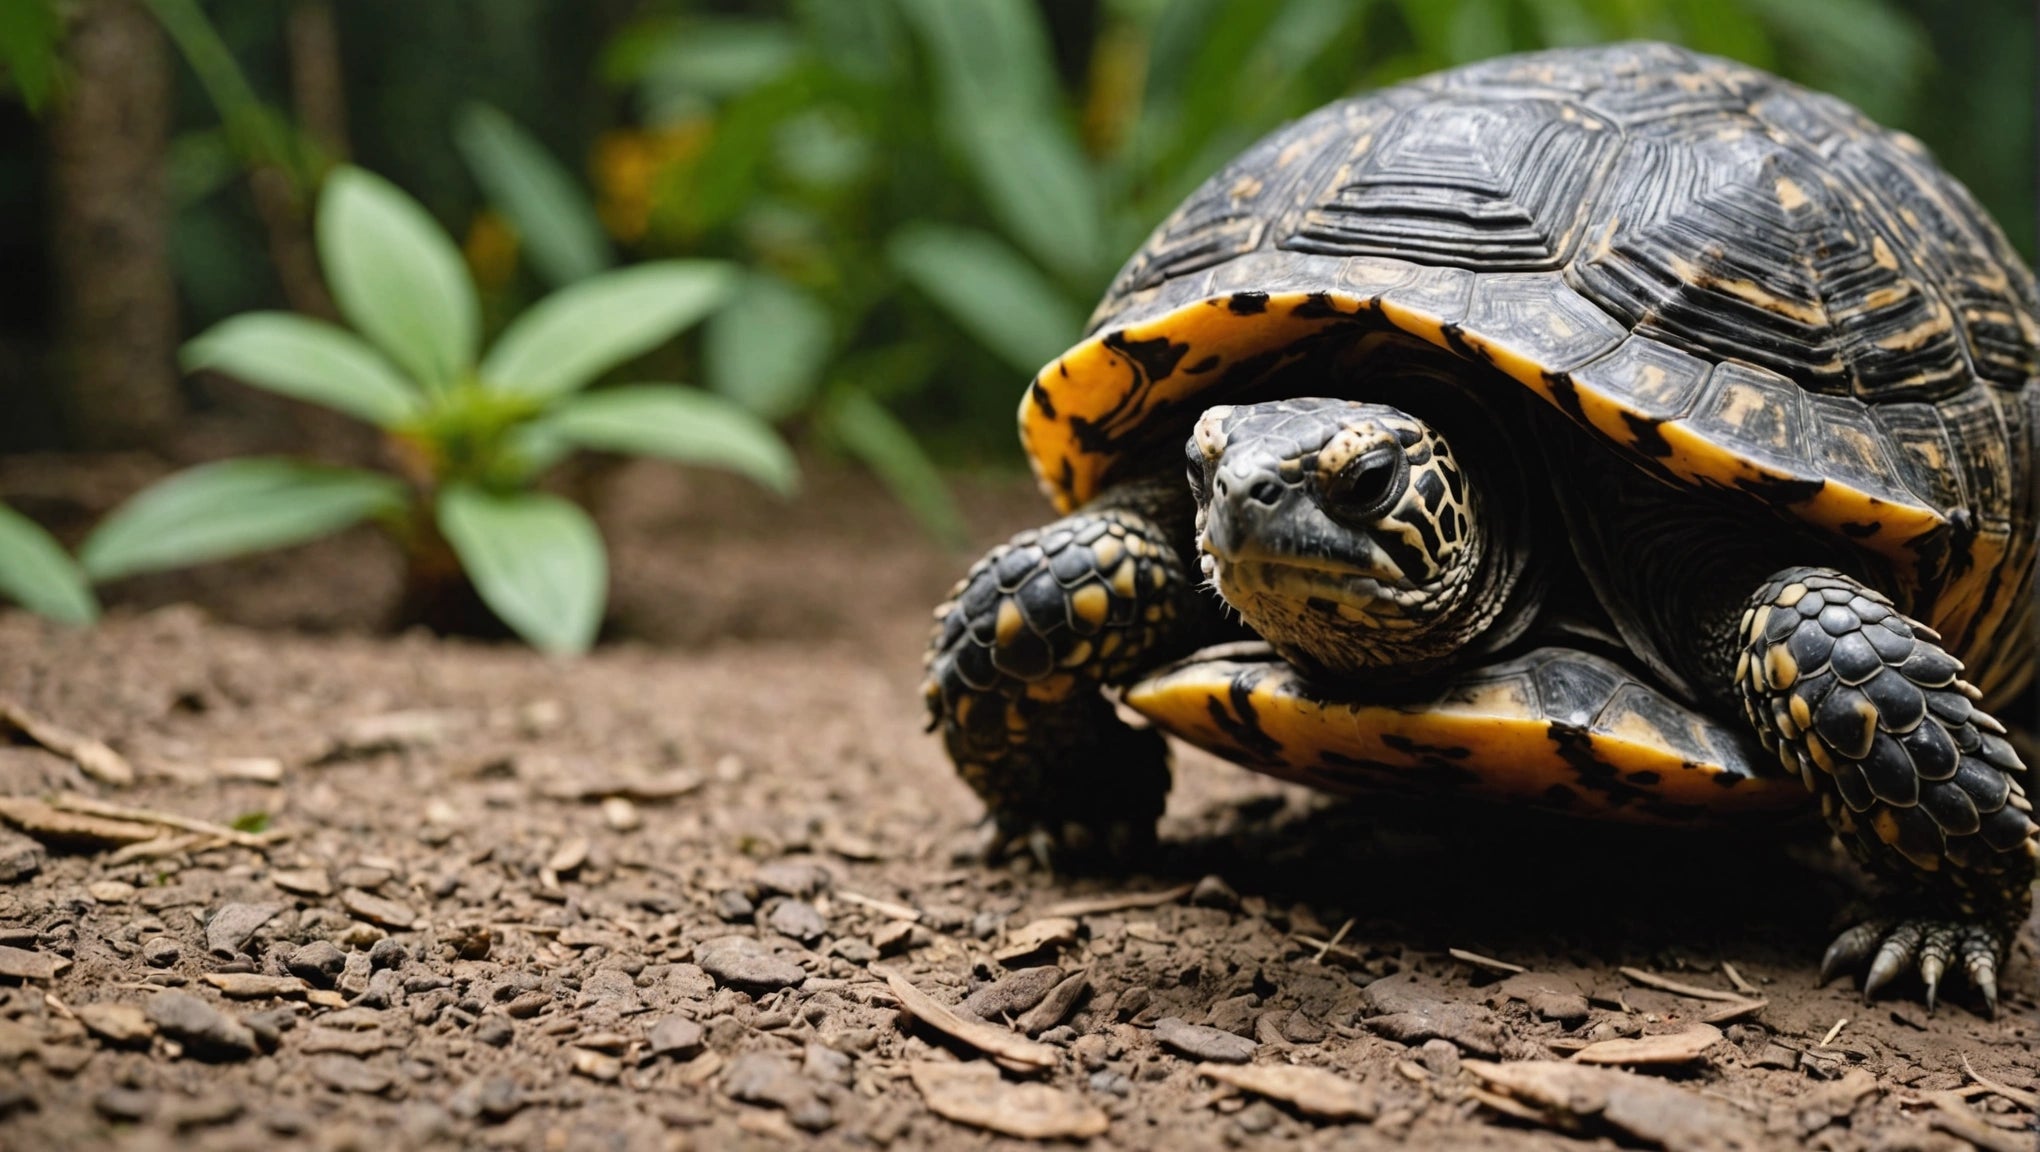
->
[822, 389, 964, 546]
[959, 113, 1105, 283]
[888, 223, 1082, 376]
[639, 18, 802, 100]
[229, 811, 271, 834]
[482, 261, 736, 400]
[0, 0, 63, 113]
[893, 0, 1103, 281]
[704, 272, 834, 421]
[80, 459, 407, 582]
[0, 504, 97, 625]
[539, 385, 798, 496]
[317, 166, 479, 391]
[436, 485, 606, 655]
[453, 103, 615, 288]
[182, 313, 422, 427]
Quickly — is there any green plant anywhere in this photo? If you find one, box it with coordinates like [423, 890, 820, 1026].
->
[79, 164, 794, 654]
[0, 503, 98, 625]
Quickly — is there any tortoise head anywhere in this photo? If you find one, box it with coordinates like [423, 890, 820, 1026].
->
[1188, 397, 1499, 678]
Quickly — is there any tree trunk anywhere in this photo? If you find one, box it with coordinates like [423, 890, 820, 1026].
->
[48, 0, 181, 450]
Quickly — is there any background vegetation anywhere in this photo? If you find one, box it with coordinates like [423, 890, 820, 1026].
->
[0, 0, 2031, 636]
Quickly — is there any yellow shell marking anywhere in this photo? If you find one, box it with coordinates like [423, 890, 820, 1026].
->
[1019, 281, 1979, 662]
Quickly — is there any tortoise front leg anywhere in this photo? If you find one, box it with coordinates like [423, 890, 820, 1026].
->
[1735, 567, 2038, 1013]
[924, 492, 1199, 863]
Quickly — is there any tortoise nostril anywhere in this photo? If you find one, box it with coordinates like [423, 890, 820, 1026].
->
[1247, 479, 1282, 505]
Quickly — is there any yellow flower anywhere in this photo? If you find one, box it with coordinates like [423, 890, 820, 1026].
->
[463, 209, 520, 292]
[592, 120, 713, 243]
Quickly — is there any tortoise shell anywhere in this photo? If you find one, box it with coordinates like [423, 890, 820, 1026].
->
[1018, 42, 2039, 704]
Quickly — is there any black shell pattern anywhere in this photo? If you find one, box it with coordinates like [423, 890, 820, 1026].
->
[1047, 42, 2038, 705]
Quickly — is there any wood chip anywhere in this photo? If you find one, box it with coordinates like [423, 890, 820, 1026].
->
[1467, 1060, 1764, 1150]
[539, 771, 702, 803]
[1616, 966, 1750, 1004]
[340, 888, 417, 929]
[202, 973, 309, 999]
[1929, 1092, 2032, 1152]
[1448, 948, 1526, 974]
[1719, 961, 1758, 996]
[0, 945, 70, 980]
[545, 838, 589, 875]
[1573, 1024, 1722, 1066]
[0, 699, 133, 785]
[1015, 972, 1088, 1036]
[48, 794, 281, 849]
[270, 868, 333, 897]
[1699, 999, 1767, 1025]
[1039, 884, 1194, 918]
[106, 834, 216, 864]
[994, 917, 1078, 963]
[1196, 1062, 1377, 1122]
[836, 890, 921, 923]
[0, 797, 159, 846]
[879, 969, 1056, 1072]
[909, 1061, 1107, 1140]
[1962, 1055, 2039, 1113]
[215, 758, 284, 784]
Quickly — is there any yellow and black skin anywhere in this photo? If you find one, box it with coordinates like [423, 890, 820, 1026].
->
[922, 474, 1231, 859]
[923, 42, 2040, 1013]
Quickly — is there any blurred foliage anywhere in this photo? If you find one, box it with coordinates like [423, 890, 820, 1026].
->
[7, 0, 2034, 525]
[86, 164, 794, 653]
[0, 0, 63, 112]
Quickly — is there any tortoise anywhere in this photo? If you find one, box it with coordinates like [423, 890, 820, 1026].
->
[924, 42, 2039, 1012]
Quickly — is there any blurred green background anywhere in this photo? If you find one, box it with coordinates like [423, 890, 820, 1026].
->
[2, 0, 2033, 536]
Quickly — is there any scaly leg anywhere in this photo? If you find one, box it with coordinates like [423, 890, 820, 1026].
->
[924, 487, 1201, 862]
[1736, 567, 2038, 1013]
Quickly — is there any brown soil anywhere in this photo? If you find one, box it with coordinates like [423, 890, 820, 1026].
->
[0, 457, 2035, 1151]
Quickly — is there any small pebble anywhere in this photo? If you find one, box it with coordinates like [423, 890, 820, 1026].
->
[0, 829, 44, 883]
[766, 900, 828, 944]
[93, 1087, 157, 1122]
[1189, 874, 1240, 910]
[1153, 1016, 1256, 1063]
[368, 938, 408, 970]
[286, 940, 346, 985]
[205, 902, 283, 958]
[696, 935, 808, 992]
[475, 1015, 515, 1048]
[1418, 1038, 1461, 1078]
[650, 1016, 704, 1059]
[754, 859, 830, 899]
[145, 991, 259, 1061]
[714, 889, 755, 922]
[142, 937, 181, 968]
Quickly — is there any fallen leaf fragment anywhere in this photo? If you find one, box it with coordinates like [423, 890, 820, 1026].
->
[910, 1061, 1108, 1140]
[1041, 884, 1193, 919]
[0, 700, 132, 786]
[994, 917, 1078, 963]
[1928, 1092, 2031, 1152]
[880, 970, 1055, 1072]
[1574, 1024, 1723, 1066]
[203, 973, 309, 999]
[1467, 1060, 1762, 1152]
[0, 945, 70, 981]
[0, 798, 158, 847]
[1197, 1062, 1377, 1122]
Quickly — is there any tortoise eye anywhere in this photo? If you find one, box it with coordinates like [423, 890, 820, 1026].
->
[1184, 440, 1210, 502]
[1320, 447, 1406, 523]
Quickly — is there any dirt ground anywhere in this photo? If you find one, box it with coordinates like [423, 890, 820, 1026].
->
[0, 457, 2035, 1151]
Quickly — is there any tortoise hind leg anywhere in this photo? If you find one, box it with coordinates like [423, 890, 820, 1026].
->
[1735, 567, 2039, 1013]
[924, 485, 1201, 863]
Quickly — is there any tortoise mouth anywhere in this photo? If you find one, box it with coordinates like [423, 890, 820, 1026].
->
[1213, 557, 1418, 617]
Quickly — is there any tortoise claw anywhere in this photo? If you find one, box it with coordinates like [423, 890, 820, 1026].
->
[1820, 920, 1885, 984]
[1824, 916, 2006, 1015]
[1862, 921, 1922, 999]
[1959, 928, 2000, 1019]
